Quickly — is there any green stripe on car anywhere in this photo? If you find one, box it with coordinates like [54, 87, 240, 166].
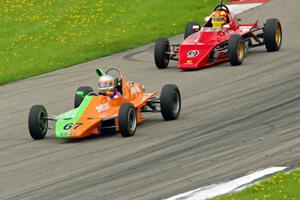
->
[55, 96, 92, 139]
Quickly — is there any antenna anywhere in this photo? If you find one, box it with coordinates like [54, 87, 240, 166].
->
[219, 0, 224, 5]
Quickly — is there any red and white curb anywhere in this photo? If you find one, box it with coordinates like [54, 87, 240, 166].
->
[165, 167, 288, 200]
[226, 0, 269, 15]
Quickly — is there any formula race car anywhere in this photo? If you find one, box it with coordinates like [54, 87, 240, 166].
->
[28, 68, 181, 139]
[154, 0, 282, 70]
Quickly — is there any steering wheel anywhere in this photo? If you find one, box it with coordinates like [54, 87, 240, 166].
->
[214, 4, 230, 12]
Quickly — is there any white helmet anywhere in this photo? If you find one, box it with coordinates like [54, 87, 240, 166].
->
[98, 75, 117, 95]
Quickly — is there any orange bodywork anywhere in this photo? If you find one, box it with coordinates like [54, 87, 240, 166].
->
[66, 73, 156, 138]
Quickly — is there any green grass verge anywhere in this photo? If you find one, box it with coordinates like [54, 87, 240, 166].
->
[0, 0, 222, 85]
[213, 168, 300, 200]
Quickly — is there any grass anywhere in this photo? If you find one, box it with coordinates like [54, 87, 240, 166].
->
[213, 168, 300, 200]
[0, 0, 219, 85]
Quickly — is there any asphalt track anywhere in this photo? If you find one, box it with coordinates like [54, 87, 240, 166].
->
[0, 0, 300, 199]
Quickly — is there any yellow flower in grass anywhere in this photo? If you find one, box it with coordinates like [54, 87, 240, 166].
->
[280, 185, 284, 189]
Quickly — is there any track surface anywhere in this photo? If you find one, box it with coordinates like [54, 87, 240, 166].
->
[1, 0, 300, 199]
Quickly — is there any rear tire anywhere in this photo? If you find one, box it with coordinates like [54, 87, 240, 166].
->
[228, 35, 245, 66]
[118, 103, 137, 137]
[154, 37, 170, 69]
[184, 21, 200, 39]
[28, 105, 48, 140]
[74, 86, 93, 108]
[160, 84, 181, 120]
[264, 18, 282, 52]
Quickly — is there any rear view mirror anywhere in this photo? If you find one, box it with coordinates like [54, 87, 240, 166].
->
[96, 68, 105, 77]
[76, 91, 85, 97]
[204, 16, 210, 22]
[192, 25, 200, 31]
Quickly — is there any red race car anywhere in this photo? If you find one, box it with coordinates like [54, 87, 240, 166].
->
[154, 0, 282, 70]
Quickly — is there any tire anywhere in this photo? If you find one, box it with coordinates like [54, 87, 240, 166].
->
[74, 86, 93, 108]
[264, 18, 282, 52]
[184, 21, 200, 39]
[118, 103, 137, 137]
[160, 84, 181, 120]
[154, 37, 170, 69]
[228, 34, 245, 66]
[28, 105, 48, 140]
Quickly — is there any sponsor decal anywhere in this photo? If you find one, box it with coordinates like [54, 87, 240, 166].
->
[185, 60, 193, 65]
[187, 50, 200, 58]
[60, 132, 77, 136]
[239, 26, 253, 32]
[60, 132, 69, 136]
[130, 86, 140, 94]
[96, 102, 110, 112]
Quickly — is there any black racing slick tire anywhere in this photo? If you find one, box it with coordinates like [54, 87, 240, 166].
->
[228, 34, 245, 66]
[160, 84, 181, 121]
[74, 86, 93, 108]
[28, 105, 48, 140]
[118, 103, 137, 137]
[264, 18, 282, 52]
[184, 21, 200, 39]
[154, 37, 170, 69]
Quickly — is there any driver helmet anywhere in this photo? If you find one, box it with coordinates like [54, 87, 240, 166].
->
[212, 10, 227, 28]
[98, 74, 117, 95]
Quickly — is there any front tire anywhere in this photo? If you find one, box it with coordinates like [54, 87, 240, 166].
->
[28, 105, 48, 140]
[228, 35, 245, 66]
[264, 18, 282, 52]
[160, 84, 181, 120]
[74, 86, 93, 108]
[118, 103, 137, 137]
[184, 21, 200, 39]
[154, 37, 170, 69]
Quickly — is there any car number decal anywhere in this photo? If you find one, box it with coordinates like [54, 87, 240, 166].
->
[63, 122, 83, 130]
[63, 123, 73, 130]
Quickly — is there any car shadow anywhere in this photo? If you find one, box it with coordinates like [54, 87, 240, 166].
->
[164, 48, 270, 71]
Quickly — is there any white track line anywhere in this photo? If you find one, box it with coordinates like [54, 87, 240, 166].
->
[165, 167, 288, 200]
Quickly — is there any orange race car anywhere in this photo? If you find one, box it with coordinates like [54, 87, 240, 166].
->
[28, 68, 181, 139]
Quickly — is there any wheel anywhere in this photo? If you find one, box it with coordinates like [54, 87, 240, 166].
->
[184, 21, 200, 39]
[160, 84, 181, 120]
[74, 86, 93, 108]
[154, 37, 170, 69]
[118, 103, 137, 137]
[264, 18, 282, 52]
[228, 34, 245, 66]
[28, 105, 48, 140]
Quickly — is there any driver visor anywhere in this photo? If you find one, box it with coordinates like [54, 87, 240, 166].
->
[212, 17, 226, 22]
[98, 81, 113, 88]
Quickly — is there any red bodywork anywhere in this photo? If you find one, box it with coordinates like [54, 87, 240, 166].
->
[178, 11, 259, 69]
